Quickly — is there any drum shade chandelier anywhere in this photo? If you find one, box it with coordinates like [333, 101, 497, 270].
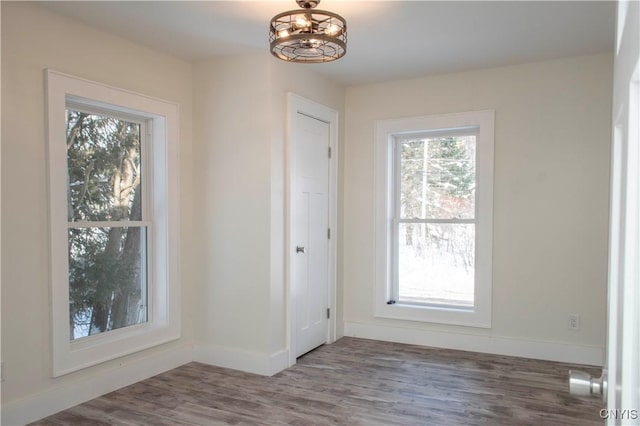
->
[269, 0, 347, 63]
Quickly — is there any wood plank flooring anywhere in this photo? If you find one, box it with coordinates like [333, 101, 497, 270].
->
[31, 337, 603, 425]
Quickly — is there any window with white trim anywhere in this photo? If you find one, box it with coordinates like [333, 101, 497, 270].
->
[374, 110, 494, 327]
[46, 70, 181, 376]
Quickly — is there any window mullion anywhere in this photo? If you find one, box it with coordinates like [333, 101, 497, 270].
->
[67, 220, 151, 229]
[398, 218, 476, 224]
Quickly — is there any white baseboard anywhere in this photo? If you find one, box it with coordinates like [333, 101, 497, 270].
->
[344, 322, 604, 366]
[1, 346, 192, 426]
[192, 343, 289, 376]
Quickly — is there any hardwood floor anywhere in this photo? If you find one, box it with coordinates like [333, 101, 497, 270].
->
[32, 337, 603, 425]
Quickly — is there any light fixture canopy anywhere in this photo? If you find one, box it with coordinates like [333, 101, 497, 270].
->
[269, 0, 347, 63]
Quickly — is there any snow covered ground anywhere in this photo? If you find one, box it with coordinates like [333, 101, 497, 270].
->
[398, 225, 474, 307]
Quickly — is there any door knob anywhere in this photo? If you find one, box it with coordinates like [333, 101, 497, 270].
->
[296, 246, 306, 254]
[569, 369, 607, 400]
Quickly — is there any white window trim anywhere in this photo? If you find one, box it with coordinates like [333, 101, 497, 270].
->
[46, 70, 181, 377]
[374, 110, 495, 328]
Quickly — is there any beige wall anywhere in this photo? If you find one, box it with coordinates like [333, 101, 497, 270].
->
[343, 53, 612, 357]
[1, 0, 194, 413]
[192, 55, 273, 354]
[191, 54, 345, 362]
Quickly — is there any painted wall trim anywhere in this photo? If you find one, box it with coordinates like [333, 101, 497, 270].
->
[1, 346, 192, 426]
[193, 343, 289, 377]
[344, 322, 604, 366]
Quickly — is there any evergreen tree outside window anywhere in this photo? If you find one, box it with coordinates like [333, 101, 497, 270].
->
[66, 109, 148, 339]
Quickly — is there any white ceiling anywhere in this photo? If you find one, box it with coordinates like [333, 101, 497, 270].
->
[38, 1, 615, 86]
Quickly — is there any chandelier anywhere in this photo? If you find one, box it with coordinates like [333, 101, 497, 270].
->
[269, 0, 347, 63]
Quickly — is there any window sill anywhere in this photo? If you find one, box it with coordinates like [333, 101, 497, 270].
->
[374, 302, 491, 328]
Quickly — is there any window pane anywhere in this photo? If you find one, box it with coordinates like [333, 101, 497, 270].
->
[399, 135, 476, 219]
[66, 109, 142, 222]
[69, 226, 148, 340]
[398, 223, 474, 307]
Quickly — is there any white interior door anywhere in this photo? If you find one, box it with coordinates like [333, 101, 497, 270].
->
[607, 1, 640, 422]
[568, 4, 639, 419]
[292, 111, 330, 358]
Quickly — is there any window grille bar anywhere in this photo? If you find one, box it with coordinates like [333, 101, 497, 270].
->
[67, 221, 151, 229]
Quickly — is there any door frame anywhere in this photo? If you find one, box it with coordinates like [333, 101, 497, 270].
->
[286, 93, 338, 366]
[606, 0, 639, 420]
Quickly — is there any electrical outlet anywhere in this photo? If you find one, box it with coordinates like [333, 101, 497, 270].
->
[569, 314, 580, 331]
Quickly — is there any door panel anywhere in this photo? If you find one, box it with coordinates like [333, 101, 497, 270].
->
[293, 112, 330, 357]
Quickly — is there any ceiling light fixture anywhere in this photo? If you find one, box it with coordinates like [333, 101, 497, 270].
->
[269, 0, 347, 63]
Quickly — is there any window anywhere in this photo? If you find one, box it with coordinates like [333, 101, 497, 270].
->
[66, 108, 148, 339]
[374, 110, 494, 327]
[46, 70, 181, 376]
